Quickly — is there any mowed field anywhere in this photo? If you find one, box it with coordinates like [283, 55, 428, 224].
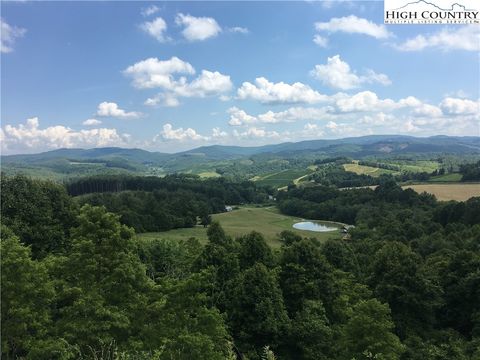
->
[254, 169, 313, 188]
[402, 183, 480, 201]
[344, 160, 440, 177]
[137, 206, 342, 248]
[343, 163, 395, 177]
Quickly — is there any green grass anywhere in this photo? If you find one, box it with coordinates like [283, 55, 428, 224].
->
[344, 160, 441, 177]
[255, 169, 313, 188]
[428, 173, 463, 182]
[197, 171, 221, 178]
[397, 160, 439, 173]
[343, 163, 395, 177]
[137, 206, 343, 248]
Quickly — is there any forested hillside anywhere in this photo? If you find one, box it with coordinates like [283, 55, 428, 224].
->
[1, 174, 480, 359]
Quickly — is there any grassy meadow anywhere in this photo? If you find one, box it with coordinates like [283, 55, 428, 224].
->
[137, 206, 343, 248]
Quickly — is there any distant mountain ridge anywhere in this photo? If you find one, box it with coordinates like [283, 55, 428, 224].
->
[2, 135, 479, 179]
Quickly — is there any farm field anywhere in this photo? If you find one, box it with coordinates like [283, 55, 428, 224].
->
[428, 173, 463, 182]
[137, 206, 342, 248]
[343, 163, 395, 177]
[402, 183, 480, 201]
[254, 168, 313, 188]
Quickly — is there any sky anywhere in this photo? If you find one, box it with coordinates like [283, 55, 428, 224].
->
[1, 0, 479, 154]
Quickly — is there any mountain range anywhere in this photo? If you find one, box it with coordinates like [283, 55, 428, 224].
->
[2, 135, 479, 179]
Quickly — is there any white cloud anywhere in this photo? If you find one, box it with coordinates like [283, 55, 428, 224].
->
[141, 5, 160, 17]
[140, 17, 168, 42]
[228, 107, 257, 126]
[303, 122, 324, 137]
[124, 57, 232, 104]
[315, 15, 392, 39]
[1, 18, 26, 53]
[358, 112, 393, 126]
[157, 123, 208, 141]
[96, 102, 142, 119]
[237, 77, 329, 104]
[232, 127, 280, 139]
[335, 91, 397, 112]
[175, 13, 221, 41]
[313, 34, 328, 47]
[440, 97, 480, 115]
[228, 26, 249, 34]
[124, 57, 195, 89]
[412, 104, 443, 118]
[83, 118, 102, 126]
[177, 70, 232, 97]
[311, 56, 391, 90]
[394, 25, 480, 52]
[227, 106, 336, 126]
[212, 127, 228, 138]
[1, 117, 130, 154]
[144, 93, 180, 107]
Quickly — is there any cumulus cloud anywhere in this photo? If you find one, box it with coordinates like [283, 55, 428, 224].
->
[124, 57, 232, 104]
[156, 123, 208, 141]
[440, 97, 480, 115]
[335, 91, 398, 112]
[1, 117, 130, 154]
[228, 107, 257, 126]
[141, 5, 160, 17]
[311, 55, 391, 90]
[394, 25, 480, 52]
[228, 106, 336, 126]
[313, 34, 328, 47]
[232, 127, 280, 139]
[1, 18, 26, 53]
[83, 118, 102, 126]
[140, 17, 168, 42]
[144, 93, 180, 107]
[96, 102, 142, 119]
[315, 15, 392, 39]
[237, 77, 329, 104]
[212, 127, 228, 138]
[175, 13, 221, 41]
[124, 57, 195, 89]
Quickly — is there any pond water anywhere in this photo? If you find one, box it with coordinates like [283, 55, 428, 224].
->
[293, 221, 338, 232]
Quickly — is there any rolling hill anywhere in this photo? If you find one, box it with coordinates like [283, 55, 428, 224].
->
[2, 135, 479, 179]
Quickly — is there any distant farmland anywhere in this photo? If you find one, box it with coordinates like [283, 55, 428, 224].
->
[402, 183, 480, 201]
[254, 169, 313, 188]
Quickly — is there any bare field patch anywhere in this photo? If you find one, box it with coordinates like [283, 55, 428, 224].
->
[403, 183, 480, 201]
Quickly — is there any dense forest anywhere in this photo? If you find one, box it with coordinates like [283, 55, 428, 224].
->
[1, 174, 480, 359]
[66, 175, 269, 233]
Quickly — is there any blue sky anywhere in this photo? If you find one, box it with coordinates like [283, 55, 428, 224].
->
[1, 1, 479, 154]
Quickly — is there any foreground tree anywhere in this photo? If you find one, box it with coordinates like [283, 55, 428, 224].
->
[340, 299, 405, 360]
[1, 226, 69, 359]
[54, 205, 153, 354]
[228, 263, 289, 359]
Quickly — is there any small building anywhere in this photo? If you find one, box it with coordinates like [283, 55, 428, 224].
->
[225, 206, 233, 212]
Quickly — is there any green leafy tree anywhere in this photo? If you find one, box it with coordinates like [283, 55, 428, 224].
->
[287, 300, 333, 360]
[369, 242, 442, 337]
[141, 272, 231, 360]
[279, 239, 337, 317]
[54, 205, 153, 354]
[238, 231, 275, 270]
[340, 299, 405, 360]
[1, 226, 66, 359]
[228, 263, 289, 359]
[1, 175, 77, 258]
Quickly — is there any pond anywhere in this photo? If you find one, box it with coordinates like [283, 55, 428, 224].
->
[293, 221, 338, 232]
